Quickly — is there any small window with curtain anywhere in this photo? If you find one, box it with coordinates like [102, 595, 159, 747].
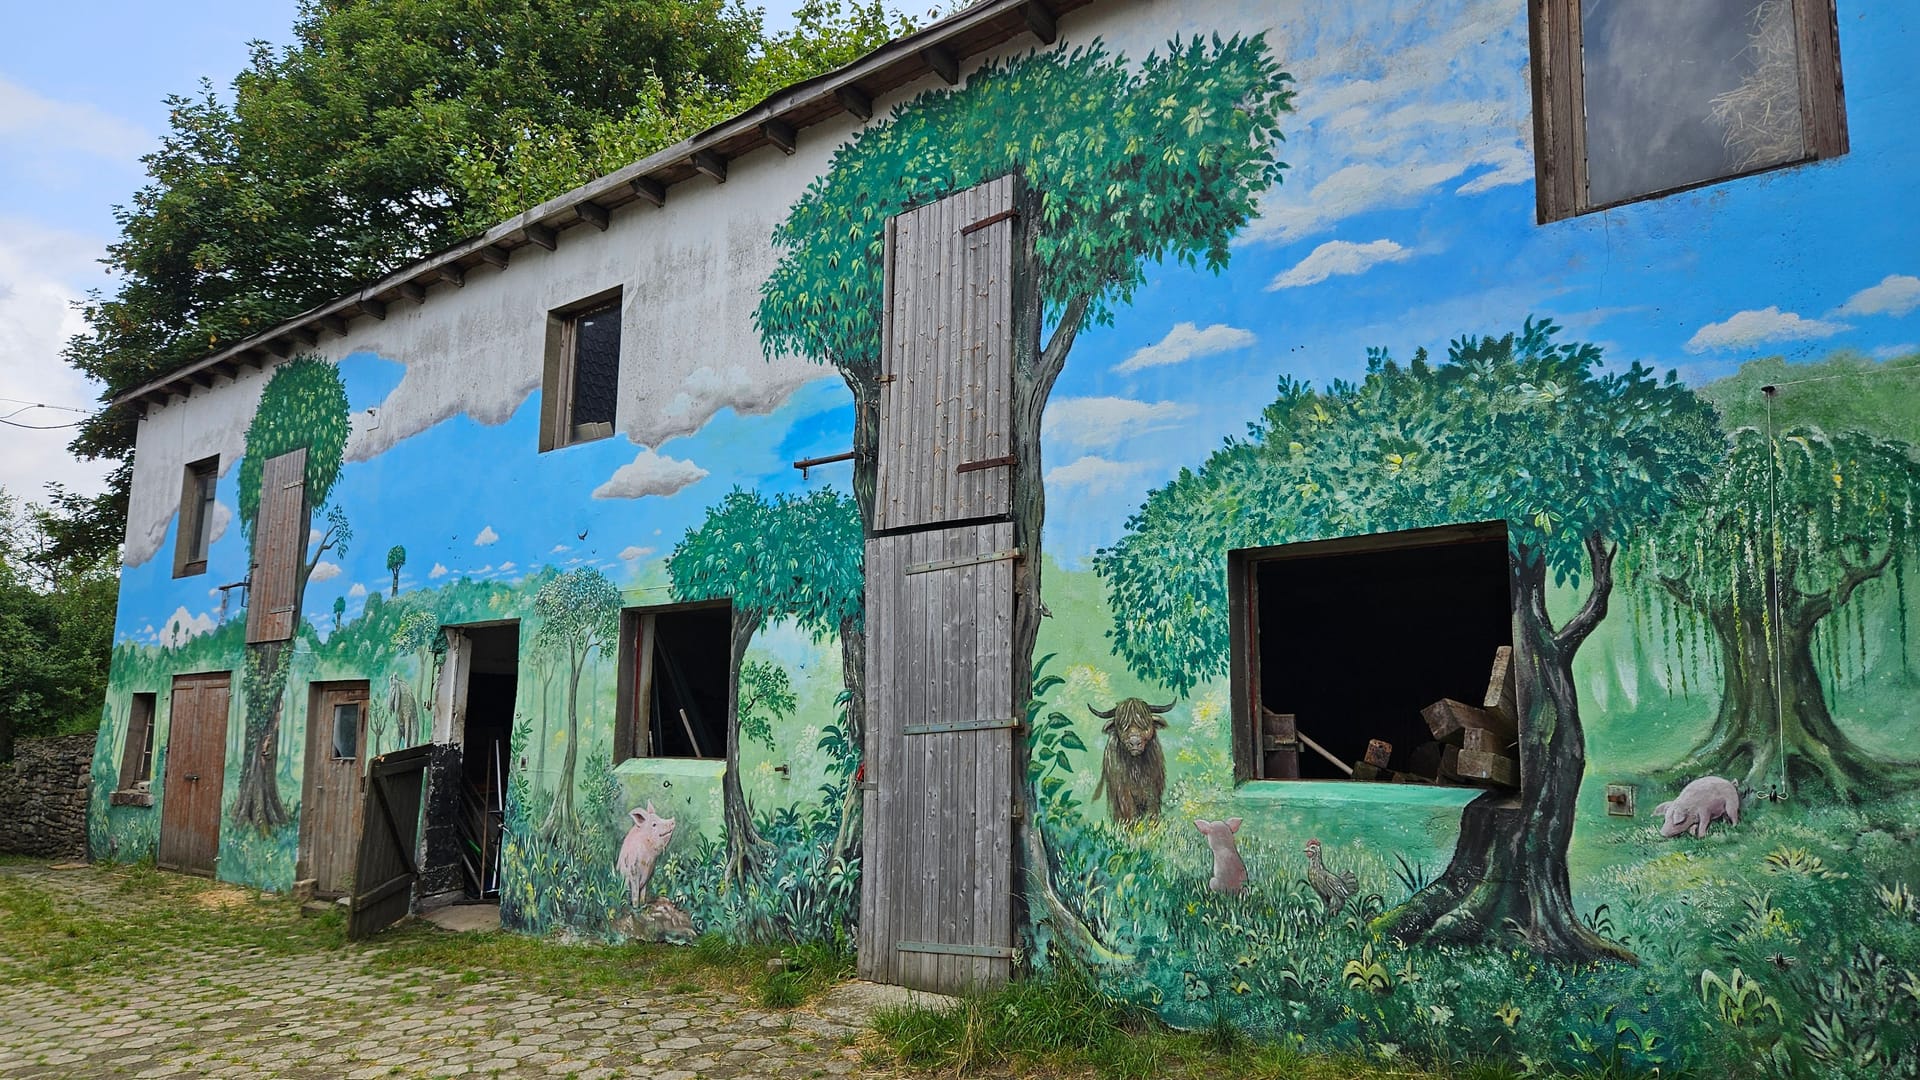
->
[540, 288, 623, 451]
[173, 456, 219, 578]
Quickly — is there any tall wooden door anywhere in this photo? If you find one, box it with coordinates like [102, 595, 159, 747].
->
[348, 743, 431, 940]
[301, 682, 370, 897]
[873, 174, 1020, 532]
[859, 521, 1017, 993]
[158, 672, 231, 875]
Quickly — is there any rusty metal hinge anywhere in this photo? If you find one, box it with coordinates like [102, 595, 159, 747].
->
[904, 717, 1021, 736]
[905, 547, 1021, 575]
[960, 208, 1019, 236]
[897, 940, 1015, 959]
[956, 453, 1016, 474]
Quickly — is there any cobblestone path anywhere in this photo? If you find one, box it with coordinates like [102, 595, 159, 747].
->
[0, 865, 905, 1079]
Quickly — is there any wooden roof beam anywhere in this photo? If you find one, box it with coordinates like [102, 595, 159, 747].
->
[630, 176, 666, 207]
[575, 202, 610, 231]
[836, 84, 873, 121]
[319, 314, 350, 338]
[524, 224, 558, 251]
[693, 149, 728, 183]
[359, 298, 387, 321]
[477, 245, 510, 270]
[440, 263, 466, 288]
[397, 281, 427, 304]
[922, 44, 960, 85]
[1025, 0, 1057, 43]
[761, 118, 798, 155]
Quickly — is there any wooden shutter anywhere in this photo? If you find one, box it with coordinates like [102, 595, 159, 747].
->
[859, 521, 1016, 993]
[874, 176, 1020, 531]
[247, 447, 309, 644]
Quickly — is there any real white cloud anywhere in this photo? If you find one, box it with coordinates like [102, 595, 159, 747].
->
[1044, 455, 1152, 495]
[309, 560, 343, 582]
[1114, 323, 1256, 374]
[348, 583, 367, 598]
[0, 219, 114, 502]
[474, 525, 499, 546]
[1268, 239, 1414, 290]
[1685, 306, 1851, 353]
[1044, 397, 1196, 449]
[157, 607, 217, 649]
[0, 78, 151, 163]
[429, 562, 449, 579]
[1838, 275, 1920, 319]
[618, 545, 655, 561]
[592, 448, 708, 500]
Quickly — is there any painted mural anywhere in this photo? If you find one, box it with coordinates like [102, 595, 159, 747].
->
[89, 0, 1920, 1074]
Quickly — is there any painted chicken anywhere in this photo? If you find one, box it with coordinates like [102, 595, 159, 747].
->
[1304, 837, 1358, 918]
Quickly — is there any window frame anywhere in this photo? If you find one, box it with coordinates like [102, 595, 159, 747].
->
[117, 693, 158, 790]
[1228, 520, 1520, 787]
[1529, 0, 1848, 223]
[172, 455, 220, 578]
[539, 287, 624, 452]
[615, 599, 733, 763]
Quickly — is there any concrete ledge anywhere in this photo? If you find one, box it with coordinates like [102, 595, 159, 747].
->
[109, 790, 154, 808]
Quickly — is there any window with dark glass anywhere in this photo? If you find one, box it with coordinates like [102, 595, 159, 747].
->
[1531, 0, 1846, 222]
[616, 602, 731, 762]
[541, 288, 623, 451]
[173, 456, 219, 577]
[118, 693, 158, 789]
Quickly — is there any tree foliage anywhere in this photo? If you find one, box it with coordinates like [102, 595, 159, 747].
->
[533, 567, 621, 836]
[238, 357, 352, 541]
[0, 489, 118, 761]
[666, 487, 864, 635]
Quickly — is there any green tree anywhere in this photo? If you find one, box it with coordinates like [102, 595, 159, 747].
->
[1096, 321, 1723, 963]
[667, 487, 864, 881]
[1645, 426, 1920, 797]
[386, 545, 407, 597]
[532, 567, 620, 836]
[232, 357, 353, 832]
[0, 489, 119, 762]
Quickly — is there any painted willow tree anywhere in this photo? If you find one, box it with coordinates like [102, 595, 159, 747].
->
[667, 487, 864, 881]
[1096, 322, 1723, 962]
[232, 357, 352, 831]
[1646, 425, 1920, 798]
[532, 566, 620, 837]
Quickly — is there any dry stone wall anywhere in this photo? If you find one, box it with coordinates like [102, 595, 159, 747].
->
[0, 733, 94, 858]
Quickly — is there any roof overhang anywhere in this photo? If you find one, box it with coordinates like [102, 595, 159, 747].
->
[112, 0, 1092, 413]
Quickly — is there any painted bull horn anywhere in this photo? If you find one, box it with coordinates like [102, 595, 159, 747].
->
[1088, 703, 1118, 720]
[1148, 700, 1177, 714]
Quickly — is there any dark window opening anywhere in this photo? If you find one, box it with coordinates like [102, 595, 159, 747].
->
[330, 699, 361, 759]
[621, 604, 730, 761]
[1242, 524, 1515, 784]
[118, 693, 157, 789]
[173, 456, 218, 578]
[540, 289, 623, 451]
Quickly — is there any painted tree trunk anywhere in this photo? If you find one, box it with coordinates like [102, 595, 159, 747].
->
[543, 647, 583, 836]
[231, 638, 293, 831]
[833, 615, 865, 864]
[724, 607, 769, 882]
[1378, 538, 1634, 964]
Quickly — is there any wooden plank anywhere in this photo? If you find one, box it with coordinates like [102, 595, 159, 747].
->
[1420, 696, 1514, 746]
[1460, 727, 1513, 755]
[1483, 646, 1517, 729]
[1455, 748, 1520, 788]
[1362, 739, 1392, 769]
[633, 614, 656, 758]
[247, 447, 307, 644]
[1792, 0, 1848, 159]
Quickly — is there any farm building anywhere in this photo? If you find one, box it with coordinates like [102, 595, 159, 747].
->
[89, 0, 1920, 1071]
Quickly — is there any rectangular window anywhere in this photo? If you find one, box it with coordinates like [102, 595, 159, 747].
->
[1233, 522, 1520, 788]
[617, 602, 731, 761]
[540, 288, 623, 451]
[172, 456, 219, 578]
[118, 693, 158, 789]
[1531, 0, 1846, 221]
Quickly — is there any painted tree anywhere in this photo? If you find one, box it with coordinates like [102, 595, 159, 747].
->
[532, 567, 620, 837]
[1645, 425, 1920, 797]
[232, 356, 352, 832]
[1096, 321, 1723, 962]
[331, 595, 345, 632]
[386, 545, 407, 597]
[667, 487, 864, 881]
[389, 607, 441, 746]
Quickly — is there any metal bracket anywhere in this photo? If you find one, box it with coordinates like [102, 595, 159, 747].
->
[955, 453, 1016, 474]
[897, 941, 1015, 959]
[904, 717, 1021, 736]
[905, 547, 1021, 576]
[959, 207, 1019, 236]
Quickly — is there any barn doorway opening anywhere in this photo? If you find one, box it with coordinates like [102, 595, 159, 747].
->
[1239, 522, 1516, 783]
[457, 623, 518, 899]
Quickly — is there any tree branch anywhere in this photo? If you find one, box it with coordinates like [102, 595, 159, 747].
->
[1555, 532, 1616, 654]
[1032, 294, 1093, 394]
[1800, 547, 1894, 625]
[1657, 572, 1701, 612]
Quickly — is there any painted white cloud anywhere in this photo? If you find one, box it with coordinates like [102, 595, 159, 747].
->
[1838, 274, 1920, 318]
[1243, 0, 1530, 246]
[498, 561, 517, 571]
[592, 448, 708, 500]
[348, 583, 367, 598]
[473, 564, 494, 575]
[1114, 323, 1257, 374]
[157, 607, 217, 649]
[429, 562, 449, 579]
[474, 525, 499, 546]
[205, 502, 232, 545]
[618, 545, 655, 561]
[1044, 397, 1196, 449]
[1044, 455, 1152, 495]
[549, 544, 570, 554]
[309, 560, 344, 583]
[308, 528, 323, 546]
[1685, 306, 1851, 353]
[1268, 239, 1414, 290]
[1873, 343, 1917, 360]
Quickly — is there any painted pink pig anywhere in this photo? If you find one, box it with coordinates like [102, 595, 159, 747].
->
[615, 803, 676, 906]
[1195, 818, 1247, 894]
[1655, 776, 1741, 838]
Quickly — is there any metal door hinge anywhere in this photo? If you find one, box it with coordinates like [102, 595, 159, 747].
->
[956, 454, 1016, 474]
[959, 208, 1019, 236]
[904, 717, 1021, 736]
[905, 547, 1021, 576]
[897, 940, 1015, 959]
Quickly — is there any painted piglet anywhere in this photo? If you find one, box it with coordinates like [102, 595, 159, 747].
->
[1195, 818, 1248, 894]
[615, 803, 677, 906]
[1655, 776, 1741, 838]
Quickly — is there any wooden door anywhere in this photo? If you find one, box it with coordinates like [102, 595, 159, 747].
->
[348, 743, 430, 940]
[301, 682, 369, 897]
[158, 672, 231, 875]
[859, 521, 1016, 993]
[873, 176, 1020, 532]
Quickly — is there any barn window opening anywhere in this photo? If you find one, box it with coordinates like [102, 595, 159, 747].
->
[173, 455, 219, 578]
[540, 288, 622, 451]
[117, 693, 158, 790]
[1530, 0, 1846, 222]
[1236, 522, 1520, 788]
[619, 603, 730, 761]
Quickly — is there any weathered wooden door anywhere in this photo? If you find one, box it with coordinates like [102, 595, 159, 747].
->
[348, 743, 430, 940]
[300, 682, 369, 897]
[158, 672, 231, 875]
[859, 522, 1017, 993]
[873, 174, 1020, 532]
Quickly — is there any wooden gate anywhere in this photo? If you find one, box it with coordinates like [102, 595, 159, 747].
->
[859, 521, 1017, 993]
[348, 743, 430, 940]
[158, 672, 231, 876]
[300, 681, 370, 897]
